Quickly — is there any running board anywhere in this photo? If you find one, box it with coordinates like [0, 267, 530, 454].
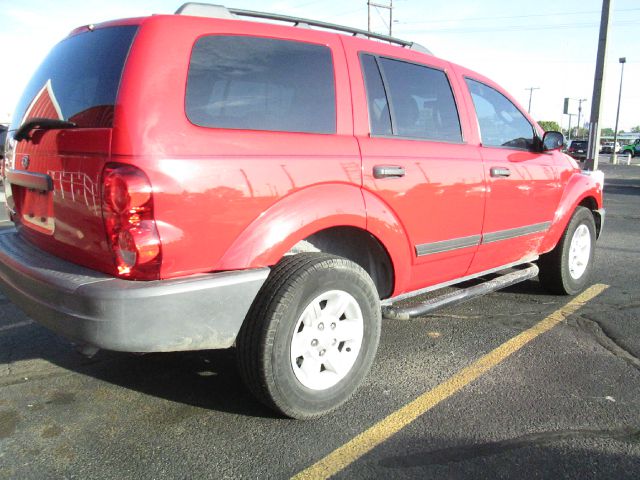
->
[382, 263, 539, 320]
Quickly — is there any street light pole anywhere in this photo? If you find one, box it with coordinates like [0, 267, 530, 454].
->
[611, 57, 626, 165]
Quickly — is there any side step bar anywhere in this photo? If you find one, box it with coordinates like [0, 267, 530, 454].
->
[382, 263, 539, 320]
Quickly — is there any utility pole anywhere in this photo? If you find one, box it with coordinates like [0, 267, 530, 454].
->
[367, 0, 393, 36]
[611, 57, 626, 165]
[567, 113, 576, 141]
[584, 0, 612, 171]
[525, 87, 540, 113]
[576, 98, 587, 138]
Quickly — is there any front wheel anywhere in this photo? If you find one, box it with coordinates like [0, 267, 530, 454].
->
[538, 206, 596, 295]
[236, 253, 381, 419]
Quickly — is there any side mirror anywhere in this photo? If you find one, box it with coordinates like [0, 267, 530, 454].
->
[542, 131, 564, 151]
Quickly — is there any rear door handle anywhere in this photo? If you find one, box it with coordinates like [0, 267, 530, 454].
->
[373, 165, 405, 179]
[490, 167, 511, 178]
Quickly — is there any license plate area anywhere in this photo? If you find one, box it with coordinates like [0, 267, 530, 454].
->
[22, 189, 55, 234]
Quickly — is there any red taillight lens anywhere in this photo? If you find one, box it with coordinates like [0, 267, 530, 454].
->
[102, 164, 161, 280]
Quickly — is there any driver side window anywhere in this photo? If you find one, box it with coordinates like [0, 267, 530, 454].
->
[466, 78, 535, 150]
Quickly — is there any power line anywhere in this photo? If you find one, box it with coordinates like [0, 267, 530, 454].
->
[396, 19, 637, 34]
[398, 7, 640, 25]
[368, 1, 393, 36]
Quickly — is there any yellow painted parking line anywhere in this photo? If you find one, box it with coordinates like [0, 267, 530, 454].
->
[292, 283, 608, 480]
[0, 320, 34, 333]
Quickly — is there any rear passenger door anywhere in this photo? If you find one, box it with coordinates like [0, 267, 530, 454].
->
[351, 49, 486, 291]
[463, 78, 561, 273]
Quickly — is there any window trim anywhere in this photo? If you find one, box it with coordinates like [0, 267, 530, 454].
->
[358, 51, 466, 144]
[184, 33, 338, 135]
[464, 76, 539, 152]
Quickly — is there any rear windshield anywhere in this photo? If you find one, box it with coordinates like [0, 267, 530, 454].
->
[571, 141, 587, 148]
[10, 25, 137, 130]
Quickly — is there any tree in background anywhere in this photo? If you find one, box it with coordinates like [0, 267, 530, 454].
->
[632, 126, 640, 133]
[538, 120, 561, 132]
[600, 128, 614, 136]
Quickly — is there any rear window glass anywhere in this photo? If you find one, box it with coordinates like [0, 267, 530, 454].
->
[368, 57, 462, 142]
[572, 141, 587, 148]
[186, 36, 336, 134]
[11, 26, 137, 130]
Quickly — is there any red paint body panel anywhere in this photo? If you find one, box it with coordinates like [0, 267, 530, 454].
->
[540, 165, 603, 253]
[6, 12, 603, 299]
[341, 36, 486, 294]
[12, 129, 113, 273]
[113, 16, 360, 278]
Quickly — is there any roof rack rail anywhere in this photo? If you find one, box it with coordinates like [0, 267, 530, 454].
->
[175, 3, 432, 55]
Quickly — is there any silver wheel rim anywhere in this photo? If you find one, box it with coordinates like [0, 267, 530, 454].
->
[290, 290, 364, 390]
[568, 224, 591, 280]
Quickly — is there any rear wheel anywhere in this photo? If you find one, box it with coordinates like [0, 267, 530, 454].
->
[538, 206, 596, 295]
[236, 253, 381, 419]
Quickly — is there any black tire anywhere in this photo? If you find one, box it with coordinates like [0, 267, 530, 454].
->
[236, 253, 381, 419]
[538, 206, 596, 295]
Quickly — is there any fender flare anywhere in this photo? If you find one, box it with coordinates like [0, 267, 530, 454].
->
[361, 189, 413, 296]
[216, 184, 413, 295]
[540, 171, 603, 253]
[217, 184, 367, 270]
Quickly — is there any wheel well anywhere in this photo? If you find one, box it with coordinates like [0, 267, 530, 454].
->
[578, 196, 602, 237]
[286, 227, 394, 299]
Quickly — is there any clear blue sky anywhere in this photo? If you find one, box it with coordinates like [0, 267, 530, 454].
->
[1, 0, 638, 131]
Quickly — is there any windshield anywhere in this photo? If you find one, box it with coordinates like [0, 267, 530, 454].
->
[10, 25, 137, 131]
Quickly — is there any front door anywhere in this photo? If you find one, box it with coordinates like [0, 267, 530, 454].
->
[463, 78, 561, 274]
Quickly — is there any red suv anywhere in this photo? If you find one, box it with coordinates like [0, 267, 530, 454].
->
[0, 4, 604, 419]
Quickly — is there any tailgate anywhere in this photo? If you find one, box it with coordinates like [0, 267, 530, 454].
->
[4, 25, 138, 273]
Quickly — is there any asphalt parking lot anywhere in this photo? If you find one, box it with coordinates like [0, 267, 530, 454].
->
[1, 157, 639, 479]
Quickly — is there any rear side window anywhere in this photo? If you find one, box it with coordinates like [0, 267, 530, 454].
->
[465, 78, 535, 150]
[186, 36, 336, 134]
[361, 55, 392, 136]
[11, 26, 137, 130]
[361, 55, 462, 142]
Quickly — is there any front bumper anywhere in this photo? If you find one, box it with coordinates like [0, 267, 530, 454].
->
[595, 208, 605, 239]
[0, 229, 269, 352]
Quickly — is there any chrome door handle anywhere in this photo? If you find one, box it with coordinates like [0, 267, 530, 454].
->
[373, 165, 405, 179]
[490, 167, 511, 177]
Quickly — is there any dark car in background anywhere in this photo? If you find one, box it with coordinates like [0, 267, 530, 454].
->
[0, 124, 7, 157]
[0, 124, 8, 183]
[567, 139, 588, 161]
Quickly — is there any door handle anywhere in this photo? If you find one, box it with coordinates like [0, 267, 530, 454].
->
[490, 167, 511, 178]
[373, 165, 405, 179]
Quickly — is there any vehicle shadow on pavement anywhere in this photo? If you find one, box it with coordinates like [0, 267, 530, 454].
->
[0, 298, 280, 418]
[373, 431, 640, 477]
[604, 178, 640, 196]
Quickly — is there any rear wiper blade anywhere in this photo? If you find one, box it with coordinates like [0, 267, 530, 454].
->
[13, 117, 76, 142]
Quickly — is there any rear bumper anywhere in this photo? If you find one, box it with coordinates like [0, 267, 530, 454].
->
[0, 229, 269, 352]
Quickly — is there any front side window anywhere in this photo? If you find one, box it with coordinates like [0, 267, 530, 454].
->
[186, 36, 336, 134]
[466, 78, 535, 150]
[362, 56, 462, 142]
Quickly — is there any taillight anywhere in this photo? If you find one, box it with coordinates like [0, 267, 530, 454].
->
[102, 164, 161, 280]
